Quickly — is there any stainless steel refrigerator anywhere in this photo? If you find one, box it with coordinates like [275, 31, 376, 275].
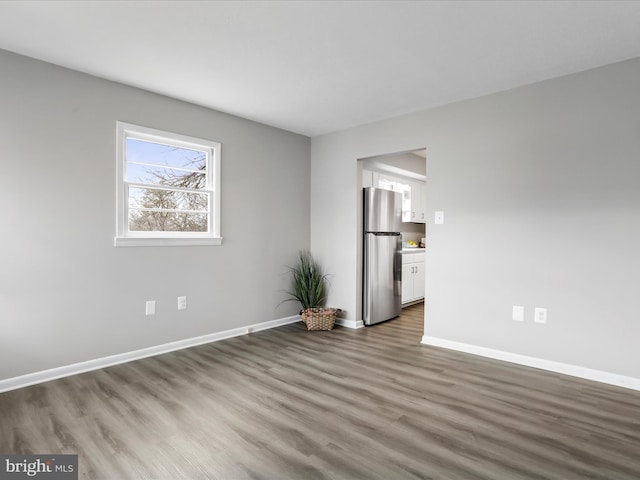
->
[363, 187, 402, 325]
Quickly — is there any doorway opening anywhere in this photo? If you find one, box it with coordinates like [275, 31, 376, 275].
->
[356, 149, 427, 324]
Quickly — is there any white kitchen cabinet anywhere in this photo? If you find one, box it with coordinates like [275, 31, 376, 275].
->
[402, 252, 425, 304]
[419, 183, 426, 223]
[401, 263, 414, 301]
[413, 261, 425, 300]
[406, 180, 426, 224]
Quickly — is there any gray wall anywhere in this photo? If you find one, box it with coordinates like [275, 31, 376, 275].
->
[0, 50, 310, 380]
[311, 58, 640, 378]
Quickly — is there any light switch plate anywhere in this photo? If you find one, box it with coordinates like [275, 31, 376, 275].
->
[512, 305, 524, 322]
[145, 300, 156, 316]
[435, 211, 444, 224]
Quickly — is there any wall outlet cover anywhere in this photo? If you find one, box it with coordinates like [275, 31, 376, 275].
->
[178, 296, 187, 310]
[534, 307, 547, 324]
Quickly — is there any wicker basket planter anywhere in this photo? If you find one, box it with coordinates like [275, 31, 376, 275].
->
[301, 307, 337, 331]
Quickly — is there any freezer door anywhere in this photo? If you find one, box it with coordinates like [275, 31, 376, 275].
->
[363, 233, 402, 325]
[363, 188, 402, 233]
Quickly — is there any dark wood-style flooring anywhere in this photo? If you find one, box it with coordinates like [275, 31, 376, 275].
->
[1, 303, 639, 479]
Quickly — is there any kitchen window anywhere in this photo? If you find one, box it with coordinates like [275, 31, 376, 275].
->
[114, 122, 222, 247]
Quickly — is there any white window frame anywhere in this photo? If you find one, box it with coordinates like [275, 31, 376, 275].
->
[114, 122, 222, 247]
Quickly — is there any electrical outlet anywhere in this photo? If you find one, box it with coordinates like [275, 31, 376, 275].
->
[512, 305, 524, 322]
[534, 307, 547, 324]
[178, 296, 187, 310]
[145, 300, 156, 316]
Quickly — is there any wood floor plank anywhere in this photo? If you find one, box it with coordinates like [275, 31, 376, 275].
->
[1, 302, 639, 479]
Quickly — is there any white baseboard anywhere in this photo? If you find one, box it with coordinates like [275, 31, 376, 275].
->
[0, 315, 301, 394]
[421, 336, 640, 392]
[335, 318, 364, 329]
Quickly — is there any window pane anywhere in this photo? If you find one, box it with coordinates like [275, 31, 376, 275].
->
[129, 187, 208, 212]
[126, 162, 206, 189]
[117, 122, 221, 243]
[129, 211, 208, 232]
[126, 138, 206, 170]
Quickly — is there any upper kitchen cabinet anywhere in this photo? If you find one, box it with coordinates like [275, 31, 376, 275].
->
[409, 180, 426, 224]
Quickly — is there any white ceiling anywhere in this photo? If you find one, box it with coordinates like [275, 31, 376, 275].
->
[1, 1, 639, 137]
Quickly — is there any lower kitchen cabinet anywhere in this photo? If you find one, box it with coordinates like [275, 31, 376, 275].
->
[402, 252, 425, 304]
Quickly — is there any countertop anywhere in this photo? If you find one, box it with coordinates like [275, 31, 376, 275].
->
[402, 247, 425, 253]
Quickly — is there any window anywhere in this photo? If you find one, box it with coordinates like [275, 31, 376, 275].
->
[115, 122, 221, 247]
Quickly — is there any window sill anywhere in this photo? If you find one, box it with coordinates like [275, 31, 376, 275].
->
[114, 237, 223, 247]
